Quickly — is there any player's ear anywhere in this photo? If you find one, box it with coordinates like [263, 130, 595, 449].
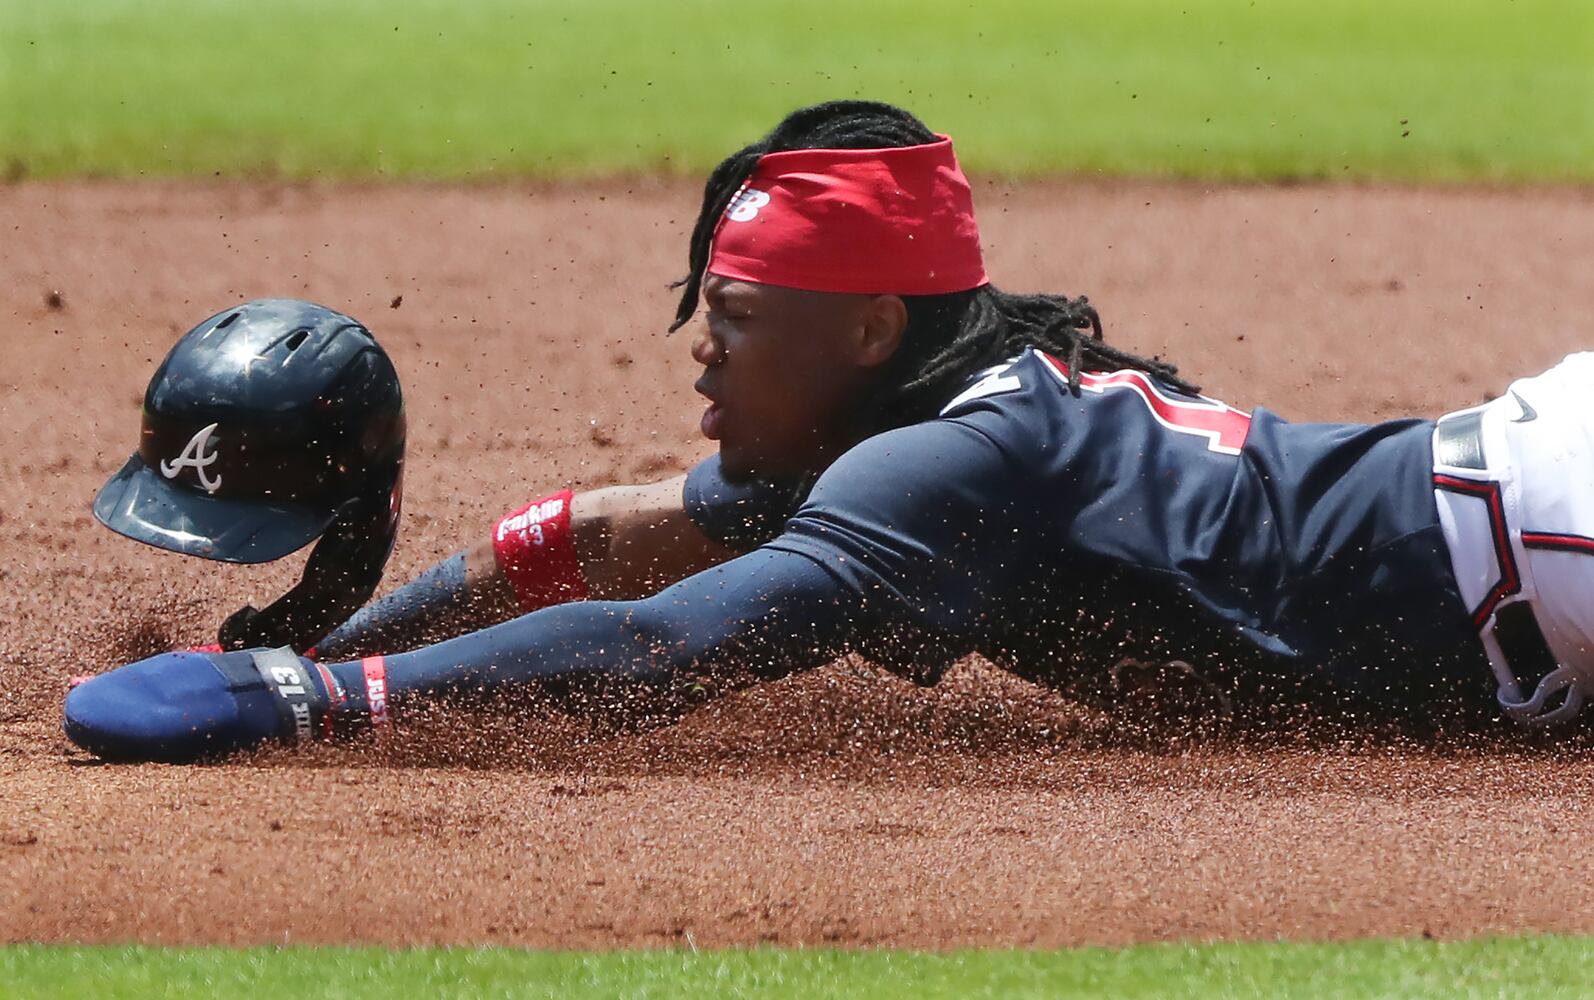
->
[855, 294, 907, 369]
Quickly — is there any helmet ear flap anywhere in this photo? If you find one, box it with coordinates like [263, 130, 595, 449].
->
[1498, 664, 1587, 726]
[217, 464, 403, 654]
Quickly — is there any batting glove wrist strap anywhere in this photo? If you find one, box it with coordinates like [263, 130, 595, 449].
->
[229, 647, 336, 745]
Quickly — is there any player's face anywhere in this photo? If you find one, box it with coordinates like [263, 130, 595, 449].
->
[692, 274, 906, 482]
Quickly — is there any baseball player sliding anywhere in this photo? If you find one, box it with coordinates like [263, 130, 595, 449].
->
[65, 100, 1594, 762]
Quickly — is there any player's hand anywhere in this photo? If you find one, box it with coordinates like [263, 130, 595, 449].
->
[63, 649, 328, 764]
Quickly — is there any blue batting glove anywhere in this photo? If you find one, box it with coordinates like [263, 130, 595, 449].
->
[63, 648, 331, 764]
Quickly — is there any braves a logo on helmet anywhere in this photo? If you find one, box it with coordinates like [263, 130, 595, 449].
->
[159, 422, 223, 493]
[726, 188, 771, 223]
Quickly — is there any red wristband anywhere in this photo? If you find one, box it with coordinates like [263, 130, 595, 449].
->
[362, 656, 390, 733]
[491, 489, 589, 612]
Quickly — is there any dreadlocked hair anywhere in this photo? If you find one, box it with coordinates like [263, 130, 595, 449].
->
[671, 99, 1198, 433]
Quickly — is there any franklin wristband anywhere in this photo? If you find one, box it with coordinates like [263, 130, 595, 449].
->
[491, 489, 589, 611]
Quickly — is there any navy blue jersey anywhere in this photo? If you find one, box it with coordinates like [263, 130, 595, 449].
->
[378, 350, 1489, 721]
[686, 350, 1489, 710]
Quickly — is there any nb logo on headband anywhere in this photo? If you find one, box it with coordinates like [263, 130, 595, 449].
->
[726, 188, 771, 223]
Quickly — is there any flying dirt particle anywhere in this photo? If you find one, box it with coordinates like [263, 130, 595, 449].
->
[98, 616, 178, 663]
[549, 780, 627, 798]
[44, 290, 64, 310]
[633, 452, 680, 478]
[390, 295, 403, 309]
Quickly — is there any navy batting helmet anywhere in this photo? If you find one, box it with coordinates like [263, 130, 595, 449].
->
[94, 299, 405, 651]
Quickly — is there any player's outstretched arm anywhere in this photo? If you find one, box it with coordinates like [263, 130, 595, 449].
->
[312, 474, 737, 660]
[64, 545, 855, 763]
[64, 419, 1024, 763]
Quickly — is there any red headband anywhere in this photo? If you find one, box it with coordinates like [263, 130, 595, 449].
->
[706, 135, 988, 296]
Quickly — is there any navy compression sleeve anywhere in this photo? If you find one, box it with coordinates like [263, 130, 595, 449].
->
[326, 546, 855, 704]
[315, 553, 468, 660]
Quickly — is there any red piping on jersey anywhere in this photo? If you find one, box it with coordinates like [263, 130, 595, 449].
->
[1433, 473, 1520, 630]
[1522, 530, 1594, 555]
[1038, 353, 1252, 455]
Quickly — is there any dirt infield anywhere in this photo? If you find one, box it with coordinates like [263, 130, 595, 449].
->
[4, 179, 1594, 949]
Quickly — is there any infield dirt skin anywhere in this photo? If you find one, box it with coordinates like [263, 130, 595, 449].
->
[3, 180, 1594, 949]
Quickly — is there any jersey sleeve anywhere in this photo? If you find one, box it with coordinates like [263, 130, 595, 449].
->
[374, 418, 1030, 700]
[766, 418, 1035, 632]
[682, 453, 811, 552]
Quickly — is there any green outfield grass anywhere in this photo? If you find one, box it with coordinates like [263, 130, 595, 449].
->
[2, 936, 1592, 999]
[1, 0, 1589, 182]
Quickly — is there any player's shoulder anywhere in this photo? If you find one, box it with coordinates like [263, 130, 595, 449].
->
[803, 395, 1038, 522]
[933, 347, 1158, 425]
[927, 348, 1090, 459]
[942, 347, 1230, 414]
[931, 346, 1273, 468]
[935, 349, 1056, 419]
